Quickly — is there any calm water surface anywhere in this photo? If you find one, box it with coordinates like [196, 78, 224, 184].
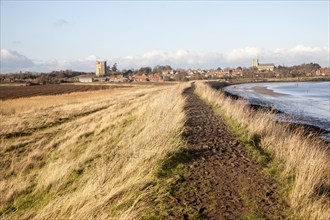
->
[224, 82, 330, 141]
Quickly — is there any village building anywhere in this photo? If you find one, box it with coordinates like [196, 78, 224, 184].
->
[222, 70, 232, 76]
[109, 73, 129, 82]
[109, 77, 129, 83]
[161, 69, 175, 75]
[315, 68, 330, 76]
[78, 76, 93, 83]
[133, 74, 149, 82]
[96, 61, 106, 77]
[252, 59, 275, 71]
[206, 68, 243, 78]
[231, 69, 243, 77]
[187, 69, 206, 75]
[207, 69, 226, 78]
[149, 74, 163, 82]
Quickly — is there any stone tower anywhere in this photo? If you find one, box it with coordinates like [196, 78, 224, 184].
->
[96, 61, 106, 77]
[252, 59, 259, 67]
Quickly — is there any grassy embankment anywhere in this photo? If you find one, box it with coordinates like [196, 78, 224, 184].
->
[0, 84, 187, 219]
[195, 81, 330, 219]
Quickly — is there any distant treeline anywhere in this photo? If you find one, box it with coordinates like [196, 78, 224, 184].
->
[0, 63, 326, 84]
[243, 63, 322, 78]
[0, 70, 90, 84]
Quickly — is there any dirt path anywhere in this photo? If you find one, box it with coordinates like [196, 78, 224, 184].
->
[171, 85, 288, 219]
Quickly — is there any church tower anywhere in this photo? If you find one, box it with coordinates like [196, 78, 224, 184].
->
[96, 61, 106, 77]
[252, 59, 259, 67]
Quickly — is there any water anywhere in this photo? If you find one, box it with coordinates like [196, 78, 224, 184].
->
[224, 82, 330, 141]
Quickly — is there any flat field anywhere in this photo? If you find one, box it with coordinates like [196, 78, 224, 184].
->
[0, 84, 128, 100]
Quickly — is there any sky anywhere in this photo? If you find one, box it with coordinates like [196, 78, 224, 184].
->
[1, 0, 329, 73]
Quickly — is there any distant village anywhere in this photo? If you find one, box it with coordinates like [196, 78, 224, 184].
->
[78, 61, 245, 83]
[1, 59, 329, 84]
[78, 59, 329, 83]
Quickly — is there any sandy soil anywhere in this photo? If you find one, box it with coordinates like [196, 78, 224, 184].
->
[167, 84, 288, 219]
[252, 86, 288, 97]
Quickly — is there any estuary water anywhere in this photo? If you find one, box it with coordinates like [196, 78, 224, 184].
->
[224, 82, 330, 141]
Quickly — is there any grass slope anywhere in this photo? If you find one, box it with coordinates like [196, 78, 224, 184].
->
[0, 84, 187, 219]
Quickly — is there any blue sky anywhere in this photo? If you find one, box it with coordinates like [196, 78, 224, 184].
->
[1, 0, 329, 73]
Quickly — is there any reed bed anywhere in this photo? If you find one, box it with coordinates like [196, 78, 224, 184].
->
[195, 81, 330, 220]
[0, 84, 187, 219]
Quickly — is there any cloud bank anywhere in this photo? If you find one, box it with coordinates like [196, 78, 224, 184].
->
[1, 45, 329, 73]
[1, 49, 35, 73]
[113, 45, 329, 70]
[53, 19, 69, 28]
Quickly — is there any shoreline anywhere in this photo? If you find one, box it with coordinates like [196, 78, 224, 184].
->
[197, 82, 330, 219]
[208, 81, 330, 143]
[251, 86, 288, 97]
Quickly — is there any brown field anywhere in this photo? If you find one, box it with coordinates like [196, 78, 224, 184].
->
[0, 84, 129, 100]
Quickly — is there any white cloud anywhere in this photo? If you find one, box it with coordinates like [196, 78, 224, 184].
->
[115, 50, 224, 69]
[33, 55, 101, 72]
[12, 41, 22, 45]
[0, 49, 35, 73]
[0, 49, 101, 73]
[269, 45, 329, 66]
[114, 46, 329, 69]
[226, 47, 262, 61]
[1, 45, 329, 73]
[53, 19, 69, 28]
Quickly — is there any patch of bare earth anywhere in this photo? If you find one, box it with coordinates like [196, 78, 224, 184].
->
[169, 85, 288, 219]
[0, 84, 121, 100]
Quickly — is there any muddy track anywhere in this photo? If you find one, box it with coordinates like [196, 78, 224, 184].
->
[171, 85, 288, 219]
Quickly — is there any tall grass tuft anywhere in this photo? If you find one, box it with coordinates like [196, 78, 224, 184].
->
[195, 81, 330, 220]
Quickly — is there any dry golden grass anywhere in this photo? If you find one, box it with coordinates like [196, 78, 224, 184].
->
[0, 86, 134, 115]
[195, 81, 330, 220]
[0, 83, 187, 219]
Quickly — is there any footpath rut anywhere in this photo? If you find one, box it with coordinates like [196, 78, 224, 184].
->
[171, 85, 288, 219]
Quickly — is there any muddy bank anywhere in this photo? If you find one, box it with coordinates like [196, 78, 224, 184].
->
[251, 86, 288, 97]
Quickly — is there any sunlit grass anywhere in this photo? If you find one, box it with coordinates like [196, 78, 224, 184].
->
[0, 83, 187, 219]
